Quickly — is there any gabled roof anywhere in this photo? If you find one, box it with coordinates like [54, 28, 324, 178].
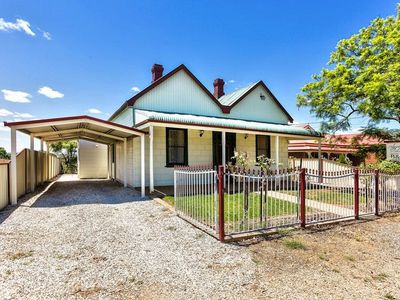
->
[4, 115, 146, 145]
[109, 64, 229, 121]
[218, 81, 293, 122]
[217, 82, 259, 106]
[109, 64, 294, 123]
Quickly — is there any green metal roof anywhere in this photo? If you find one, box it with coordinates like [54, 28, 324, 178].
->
[135, 109, 321, 137]
[217, 82, 259, 106]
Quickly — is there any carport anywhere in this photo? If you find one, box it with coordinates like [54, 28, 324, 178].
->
[4, 115, 147, 204]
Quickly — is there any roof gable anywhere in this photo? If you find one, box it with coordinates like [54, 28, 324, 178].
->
[109, 64, 228, 121]
[218, 81, 293, 122]
[109, 64, 293, 124]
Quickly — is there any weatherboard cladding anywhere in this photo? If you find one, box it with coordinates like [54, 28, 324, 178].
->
[109, 64, 295, 124]
[134, 109, 321, 137]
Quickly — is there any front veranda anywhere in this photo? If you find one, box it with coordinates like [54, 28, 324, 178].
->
[137, 126, 322, 193]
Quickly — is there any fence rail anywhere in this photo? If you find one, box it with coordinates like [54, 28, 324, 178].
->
[174, 165, 400, 242]
[0, 148, 61, 211]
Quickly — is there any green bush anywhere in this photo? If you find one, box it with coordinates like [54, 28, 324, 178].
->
[365, 160, 400, 174]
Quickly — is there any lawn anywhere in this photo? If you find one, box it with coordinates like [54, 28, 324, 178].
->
[284, 188, 372, 208]
[163, 191, 299, 232]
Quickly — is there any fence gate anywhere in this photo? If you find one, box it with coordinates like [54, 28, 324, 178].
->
[174, 166, 218, 237]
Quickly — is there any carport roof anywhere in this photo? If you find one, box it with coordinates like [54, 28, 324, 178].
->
[4, 115, 146, 144]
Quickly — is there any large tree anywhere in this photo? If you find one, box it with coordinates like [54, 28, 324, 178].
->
[297, 6, 400, 133]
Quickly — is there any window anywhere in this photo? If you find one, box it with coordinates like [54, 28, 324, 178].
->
[256, 135, 271, 158]
[166, 128, 188, 167]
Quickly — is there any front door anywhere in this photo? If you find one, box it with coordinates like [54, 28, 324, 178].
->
[212, 132, 236, 167]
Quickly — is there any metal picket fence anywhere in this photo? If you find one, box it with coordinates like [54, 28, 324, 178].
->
[174, 166, 218, 236]
[174, 166, 400, 242]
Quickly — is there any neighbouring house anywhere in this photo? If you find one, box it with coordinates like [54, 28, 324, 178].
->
[289, 133, 383, 165]
[108, 64, 321, 190]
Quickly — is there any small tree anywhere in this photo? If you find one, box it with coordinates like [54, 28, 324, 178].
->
[49, 140, 78, 174]
[0, 147, 10, 160]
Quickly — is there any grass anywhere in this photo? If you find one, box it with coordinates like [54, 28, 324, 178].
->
[284, 240, 307, 250]
[285, 188, 372, 208]
[164, 191, 299, 226]
[344, 255, 356, 262]
[384, 293, 396, 300]
[8, 250, 34, 260]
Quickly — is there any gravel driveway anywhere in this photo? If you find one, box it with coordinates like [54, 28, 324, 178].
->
[0, 175, 254, 299]
[0, 175, 399, 299]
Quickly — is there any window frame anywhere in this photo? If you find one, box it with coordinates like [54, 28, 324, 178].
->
[165, 127, 188, 167]
[256, 135, 271, 158]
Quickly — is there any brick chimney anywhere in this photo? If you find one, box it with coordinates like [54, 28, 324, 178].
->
[213, 78, 225, 98]
[151, 64, 164, 82]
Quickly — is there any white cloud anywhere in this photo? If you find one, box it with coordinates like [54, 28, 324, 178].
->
[1, 89, 31, 103]
[13, 112, 34, 118]
[227, 80, 235, 84]
[38, 86, 64, 99]
[88, 108, 102, 114]
[42, 31, 51, 40]
[131, 86, 141, 92]
[0, 108, 14, 117]
[0, 18, 35, 36]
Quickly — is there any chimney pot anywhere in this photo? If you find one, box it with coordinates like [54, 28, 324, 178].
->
[213, 78, 225, 98]
[151, 64, 164, 82]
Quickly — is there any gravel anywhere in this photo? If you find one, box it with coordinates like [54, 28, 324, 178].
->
[1, 175, 399, 299]
[0, 175, 255, 299]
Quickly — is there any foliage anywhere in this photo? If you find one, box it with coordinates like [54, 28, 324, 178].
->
[49, 140, 78, 174]
[256, 154, 276, 171]
[336, 154, 352, 166]
[0, 147, 10, 160]
[355, 144, 386, 163]
[364, 159, 400, 174]
[297, 5, 400, 132]
[232, 151, 253, 169]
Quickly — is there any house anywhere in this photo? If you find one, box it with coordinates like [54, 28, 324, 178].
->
[288, 133, 383, 165]
[108, 64, 321, 191]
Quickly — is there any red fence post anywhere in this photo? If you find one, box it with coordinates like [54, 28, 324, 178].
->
[354, 168, 359, 220]
[300, 168, 306, 228]
[374, 169, 379, 216]
[218, 165, 225, 242]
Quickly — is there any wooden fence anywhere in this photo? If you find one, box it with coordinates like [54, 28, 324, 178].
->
[0, 161, 9, 210]
[1, 149, 61, 210]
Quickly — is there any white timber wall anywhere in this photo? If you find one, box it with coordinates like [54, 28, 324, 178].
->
[228, 85, 289, 124]
[78, 140, 108, 179]
[111, 107, 133, 126]
[132, 69, 290, 125]
[114, 126, 290, 187]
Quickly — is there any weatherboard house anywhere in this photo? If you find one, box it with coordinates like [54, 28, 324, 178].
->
[5, 64, 320, 203]
[108, 64, 320, 189]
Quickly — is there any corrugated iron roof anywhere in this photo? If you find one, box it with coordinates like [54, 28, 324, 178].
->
[135, 109, 321, 137]
[217, 82, 259, 106]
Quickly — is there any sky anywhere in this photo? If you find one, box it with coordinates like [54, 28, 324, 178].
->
[0, 0, 398, 151]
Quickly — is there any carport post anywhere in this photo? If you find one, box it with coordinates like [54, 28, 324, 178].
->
[30, 134, 35, 192]
[10, 127, 17, 205]
[149, 126, 154, 192]
[123, 138, 127, 187]
[140, 134, 145, 197]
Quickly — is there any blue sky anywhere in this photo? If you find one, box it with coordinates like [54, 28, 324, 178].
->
[0, 0, 398, 151]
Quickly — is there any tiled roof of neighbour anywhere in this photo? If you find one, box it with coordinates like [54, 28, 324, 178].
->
[135, 110, 321, 137]
[217, 82, 259, 106]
